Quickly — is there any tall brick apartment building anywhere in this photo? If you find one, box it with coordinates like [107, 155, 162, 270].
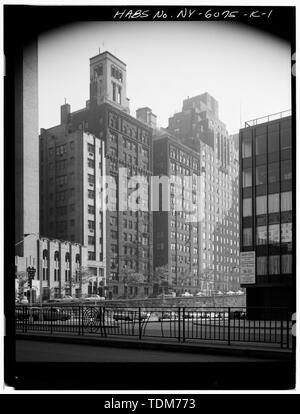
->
[40, 51, 153, 299]
[165, 93, 240, 294]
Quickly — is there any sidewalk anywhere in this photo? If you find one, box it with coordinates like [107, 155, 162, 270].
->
[16, 331, 294, 360]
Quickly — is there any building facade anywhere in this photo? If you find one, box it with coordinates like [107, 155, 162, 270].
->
[39, 128, 106, 284]
[15, 235, 88, 302]
[153, 132, 201, 293]
[239, 112, 294, 315]
[39, 51, 154, 299]
[167, 93, 240, 294]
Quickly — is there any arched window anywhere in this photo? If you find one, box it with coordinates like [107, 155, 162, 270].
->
[42, 250, 48, 281]
[65, 252, 70, 282]
[54, 251, 60, 282]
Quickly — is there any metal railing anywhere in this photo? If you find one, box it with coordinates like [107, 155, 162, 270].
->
[15, 305, 294, 350]
[244, 109, 291, 128]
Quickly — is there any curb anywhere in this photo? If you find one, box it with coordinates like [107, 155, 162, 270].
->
[16, 333, 293, 360]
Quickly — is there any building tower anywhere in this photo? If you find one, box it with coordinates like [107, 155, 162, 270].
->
[167, 93, 240, 294]
[89, 51, 130, 113]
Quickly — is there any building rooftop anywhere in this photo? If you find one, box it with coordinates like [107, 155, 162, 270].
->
[90, 50, 126, 66]
[244, 109, 291, 128]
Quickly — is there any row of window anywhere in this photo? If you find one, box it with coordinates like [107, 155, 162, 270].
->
[169, 146, 199, 170]
[243, 222, 292, 246]
[241, 125, 291, 158]
[256, 254, 292, 275]
[243, 191, 292, 216]
[242, 160, 292, 187]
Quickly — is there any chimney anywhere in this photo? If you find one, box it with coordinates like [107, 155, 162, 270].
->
[61, 102, 71, 124]
[136, 107, 157, 129]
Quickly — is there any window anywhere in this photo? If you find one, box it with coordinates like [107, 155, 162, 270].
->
[280, 128, 291, 150]
[88, 220, 95, 230]
[281, 160, 292, 181]
[242, 135, 252, 158]
[269, 255, 280, 274]
[281, 191, 292, 211]
[88, 159, 94, 169]
[88, 205, 95, 214]
[256, 226, 267, 245]
[110, 216, 117, 226]
[256, 195, 267, 215]
[281, 254, 292, 273]
[257, 256, 267, 275]
[117, 86, 122, 105]
[88, 174, 94, 184]
[242, 168, 252, 187]
[88, 251, 96, 260]
[256, 165, 267, 185]
[256, 134, 267, 155]
[88, 236, 95, 245]
[268, 128, 279, 153]
[243, 228, 252, 246]
[56, 145, 66, 156]
[281, 223, 292, 243]
[243, 198, 252, 217]
[111, 230, 118, 240]
[268, 224, 280, 245]
[88, 143, 95, 153]
[112, 82, 116, 102]
[268, 162, 279, 183]
[268, 193, 279, 213]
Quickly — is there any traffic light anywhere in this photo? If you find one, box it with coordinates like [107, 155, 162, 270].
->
[27, 266, 36, 289]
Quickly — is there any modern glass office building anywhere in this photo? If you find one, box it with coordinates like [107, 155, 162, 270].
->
[239, 111, 294, 317]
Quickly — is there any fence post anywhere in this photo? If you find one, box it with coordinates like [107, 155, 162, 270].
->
[286, 308, 290, 350]
[138, 307, 142, 340]
[22, 306, 26, 333]
[280, 314, 284, 349]
[228, 307, 231, 345]
[178, 307, 181, 342]
[78, 306, 81, 336]
[50, 305, 53, 335]
[182, 307, 186, 343]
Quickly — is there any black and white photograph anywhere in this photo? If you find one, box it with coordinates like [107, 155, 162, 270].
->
[2, 3, 297, 394]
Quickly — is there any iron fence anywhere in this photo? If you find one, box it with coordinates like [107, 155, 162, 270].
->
[15, 305, 294, 350]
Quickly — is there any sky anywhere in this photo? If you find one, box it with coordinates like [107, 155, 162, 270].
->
[38, 20, 291, 135]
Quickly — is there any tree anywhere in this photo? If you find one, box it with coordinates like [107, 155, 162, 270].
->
[119, 266, 145, 299]
[77, 266, 95, 298]
[15, 271, 28, 302]
[153, 265, 169, 298]
[64, 266, 94, 298]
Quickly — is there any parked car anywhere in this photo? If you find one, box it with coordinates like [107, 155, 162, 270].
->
[15, 306, 42, 321]
[60, 296, 75, 302]
[180, 292, 193, 297]
[158, 311, 179, 321]
[42, 307, 72, 321]
[113, 310, 149, 322]
[84, 295, 105, 302]
[230, 310, 247, 319]
[18, 297, 29, 305]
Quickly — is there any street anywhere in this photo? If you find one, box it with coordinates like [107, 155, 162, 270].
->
[16, 340, 278, 362]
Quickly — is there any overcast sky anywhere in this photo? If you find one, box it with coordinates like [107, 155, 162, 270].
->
[38, 21, 291, 134]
